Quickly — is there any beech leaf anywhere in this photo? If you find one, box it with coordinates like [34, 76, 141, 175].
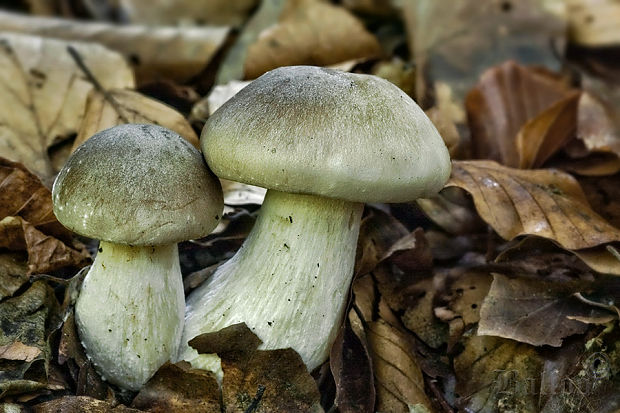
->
[0, 32, 133, 184]
[448, 160, 620, 251]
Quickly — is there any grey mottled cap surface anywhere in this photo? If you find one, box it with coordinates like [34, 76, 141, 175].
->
[53, 124, 223, 245]
[202, 65, 451, 203]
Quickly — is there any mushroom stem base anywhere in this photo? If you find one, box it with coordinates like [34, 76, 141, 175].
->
[75, 241, 184, 391]
[181, 190, 363, 372]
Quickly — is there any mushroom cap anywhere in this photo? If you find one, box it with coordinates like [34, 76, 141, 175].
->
[202, 66, 451, 203]
[53, 124, 223, 246]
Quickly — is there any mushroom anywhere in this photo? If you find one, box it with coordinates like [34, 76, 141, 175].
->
[52, 124, 223, 390]
[180, 66, 451, 374]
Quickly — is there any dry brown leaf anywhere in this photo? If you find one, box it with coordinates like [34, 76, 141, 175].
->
[366, 320, 432, 413]
[0, 32, 133, 184]
[466, 61, 574, 167]
[416, 186, 486, 235]
[579, 174, 620, 228]
[0, 10, 230, 84]
[565, 0, 620, 46]
[576, 85, 620, 159]
[0, 341, 42, 363]
[0, 216, 89, 275]
[0, 253, 29, 300]
[243, 0, 381, 79]
[448, 160, 620, 251]
[442, 270, 492, 327]
[116, 0, 259, 26]
[553, 152, 620, 176]
[517, 91, 581, 169]
[478, 274, 607, 346]
[131, 362, 220, 412]
[72, 88, 199, 152]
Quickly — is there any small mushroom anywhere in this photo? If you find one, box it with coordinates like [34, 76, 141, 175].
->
[179, 66, 451, 375]
[52, 124, 223, 390]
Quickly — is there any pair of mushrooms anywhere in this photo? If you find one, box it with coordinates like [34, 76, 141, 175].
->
[52, 66, 451, 390]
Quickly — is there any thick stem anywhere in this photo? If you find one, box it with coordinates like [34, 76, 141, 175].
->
[75, 241, 184, 390]
[181, 190, 363, 371]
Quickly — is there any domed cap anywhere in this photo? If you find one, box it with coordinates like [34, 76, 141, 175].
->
[202, 66, 451, 203]
[53, 124, 223, 245]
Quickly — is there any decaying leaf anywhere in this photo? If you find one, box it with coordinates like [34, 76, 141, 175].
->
[478, 274, 612, 346]
[243, 0, 381, 79]
[0, 281, 57, 397]
[0, 253, 29, 300]
[466, 61, 574, 167]
[454, 335, 543, 412]
[131, 362, 220, 412]
[565, 0, 620, 46]
[72, 88, 199, 152]
[33, 396, 140, 412]
[577, 92, 620, 156]
[416, 186, 486, 235]
[330, 310, 375, 413]
[0, 32, 133, 184]
[0, 10, 230, 83]
[448, 160, 620, 251]
[190, 323, 322, 412]
[366, 319, 432, 413]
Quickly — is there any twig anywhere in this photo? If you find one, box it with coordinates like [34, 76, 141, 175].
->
[244, 384, 266, 413]
[66, 45, 130, 123]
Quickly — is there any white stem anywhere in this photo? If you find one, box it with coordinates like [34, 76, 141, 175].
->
[75, 241, 184, 390]
[180, 190, 363, 372]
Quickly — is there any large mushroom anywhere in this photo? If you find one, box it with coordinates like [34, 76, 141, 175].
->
[52, 124, 223, 390]
[180, 66, 451, 374]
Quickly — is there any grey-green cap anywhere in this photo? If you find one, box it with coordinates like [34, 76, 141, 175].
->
[53, 124, 223, 245]
[202, 66, 451, 203]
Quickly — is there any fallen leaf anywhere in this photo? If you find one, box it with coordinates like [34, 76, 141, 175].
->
[478, 274, 613, 346]
[577, 92, 620, 156]
[0, 281, 56, 398]
[416, 186, 486, 235]
[399, 277, 447, 349]
[565, 0, 620, 47]
[329, 310, 375, 413]
[72, 88, 200, 152]
[0, 32, 133, 184]
[441, 270, 492, 327]
[190, 323, 322, 412]
[517, 91, 581, 169]
[579, 174, 620, 228]
[243, 0, 382, 79]
[0, 10, 230, 83]
[466, 61, 574, 167]
[131, 362, 220, 413]
[454, 335, 543, 412]
[404, 1, 566, 107]
[116, 0, 259, 26]
[33, 396, 140, 412]
[0, 253, 28, 300]
[366, 320, 432, 413]
[448, 160, 620, 251]
[0, 216, 89, 275]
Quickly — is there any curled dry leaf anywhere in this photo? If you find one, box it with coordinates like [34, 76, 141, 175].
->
[366, 320, 432, 413]
[416, 186, 486, 235]
[131, 362, 220, 413]
[466, 60, 574, 167]
[72, 88, 199, 152]
[448, 160, 620, 251]
[0, 10, 230, 83]
[565, 0, 620, 46]
[516, 91, 581, 169]
[243, 0, 381, 79]
[477, 274, 610, 347]
[0, 32, 133, 184]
